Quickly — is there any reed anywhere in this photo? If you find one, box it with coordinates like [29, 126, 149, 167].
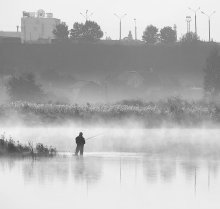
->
[0, 134, 57, 157]
[0, 97, 219, 127]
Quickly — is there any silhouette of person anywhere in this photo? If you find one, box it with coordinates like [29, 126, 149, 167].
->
[75, 132, 85, 156]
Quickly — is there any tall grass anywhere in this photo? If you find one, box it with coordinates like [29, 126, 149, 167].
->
[0, 97, 219, 127]
[0, 134, 57, 157]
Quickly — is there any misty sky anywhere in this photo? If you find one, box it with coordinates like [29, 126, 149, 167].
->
[0, 0, 219, 41]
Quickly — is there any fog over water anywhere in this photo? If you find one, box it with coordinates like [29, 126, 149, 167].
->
[1, 123, 220, 156]
[1, 105, 220, 209]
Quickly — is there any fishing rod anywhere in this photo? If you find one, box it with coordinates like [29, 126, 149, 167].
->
[86, 133, 103, 141]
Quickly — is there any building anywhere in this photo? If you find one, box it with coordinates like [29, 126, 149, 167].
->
[21, 9, 60, 43]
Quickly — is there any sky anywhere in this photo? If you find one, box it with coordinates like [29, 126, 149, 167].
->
[0, 0, 219, 41]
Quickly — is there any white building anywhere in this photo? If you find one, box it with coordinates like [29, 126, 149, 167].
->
[21, 9, 60, 43]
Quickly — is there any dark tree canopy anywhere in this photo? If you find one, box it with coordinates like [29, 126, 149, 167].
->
[70, 22, 84, 40]
[70, 21, 103, 42]
[180, 32, 199, 43]
[160, 26, 177, 43]
[127, 31, 133, 40]
[6, 73, 45, 102]
[53, 22, 69, 40]
[142, 25, 159, 44]
[204, 47, 220, 97]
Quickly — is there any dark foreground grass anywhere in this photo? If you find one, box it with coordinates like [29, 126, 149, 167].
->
[0, 134, 57, 157]
[0, 97, 220, 127]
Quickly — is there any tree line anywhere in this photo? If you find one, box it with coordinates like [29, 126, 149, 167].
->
[53, 21, 103, 42]
[53, 21, 200, 44]
[142, 25, 177, 44]
[142, 25, 199, 44]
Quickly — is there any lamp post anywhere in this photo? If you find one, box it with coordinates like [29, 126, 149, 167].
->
[134, 18, 137, 40]
[188, 7, 200, 35]
[114, 13, 127, 40]
[174, 24, 177, 40]
[80, 10, 93, 22]
[201, 10, 216, 42]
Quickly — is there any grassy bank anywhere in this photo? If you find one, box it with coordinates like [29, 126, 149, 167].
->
[0, 134, 57, 157]
[0, 97, 219, 127]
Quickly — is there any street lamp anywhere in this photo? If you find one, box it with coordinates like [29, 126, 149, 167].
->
[188, 7, 200, 35]
[80, 10, 93, 22]
[134, 18, 137, 40]
[114, 13, 127, 40]
[201, 10, 216, 42]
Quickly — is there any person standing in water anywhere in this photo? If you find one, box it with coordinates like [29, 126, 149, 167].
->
[75, 132, 85, 156]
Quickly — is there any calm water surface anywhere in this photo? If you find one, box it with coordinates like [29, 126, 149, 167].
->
[0, 153, 220, 209]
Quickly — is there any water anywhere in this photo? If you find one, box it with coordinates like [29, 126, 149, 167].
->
[0, 153, 220, 209]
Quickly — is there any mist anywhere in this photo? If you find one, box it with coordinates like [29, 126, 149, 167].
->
[1, 42, 217, 103]
[1, 120, 220, 157]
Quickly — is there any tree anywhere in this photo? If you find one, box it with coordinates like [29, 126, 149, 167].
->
[53, 22, 69, 40]
[127, 31, 133, 40]
[6, 73, 45, 102]
[70, 21, 103, 42]
[142, 25, 159, 44]
[70, 22, 84, 40]
[160, 26, 177, 44]
[203, 47, 220, 98]
[180, 32, 199, 43]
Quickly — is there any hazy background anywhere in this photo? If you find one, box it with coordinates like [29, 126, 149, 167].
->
[0, 43, 217, 104]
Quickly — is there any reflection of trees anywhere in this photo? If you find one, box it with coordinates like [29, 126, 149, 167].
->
[71, 157, 102, 184]
[22, 160, 35, 182]
[159, 159, 176, 182]
[22, 158, 69, 184]
[143, 158, 177, 183]
[181, 159, 220, 182]
[207, 160, 219, 178]
[181, 160, 198, 181]
[0, 157, 16, 171]
[0, 156, 102, 185]
[143, 158, 158, 183]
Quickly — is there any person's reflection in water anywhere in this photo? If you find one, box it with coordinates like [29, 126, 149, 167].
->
[74, 158, 86, 180]
[72, 157, 102, 184]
